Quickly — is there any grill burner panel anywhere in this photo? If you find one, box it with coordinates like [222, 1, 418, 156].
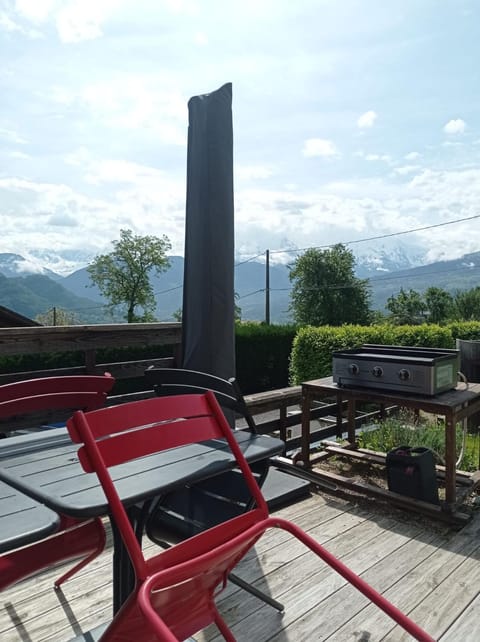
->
[332, 345, 460, 396]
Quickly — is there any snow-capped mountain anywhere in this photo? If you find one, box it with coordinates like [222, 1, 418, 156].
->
[352, 240, 426, 277]
[28, 249, 96, 278]
[0, 253, 61, 279]
[1, 239, 428, 281]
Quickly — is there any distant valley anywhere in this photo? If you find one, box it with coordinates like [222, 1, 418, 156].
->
[1, 248, 480, 324]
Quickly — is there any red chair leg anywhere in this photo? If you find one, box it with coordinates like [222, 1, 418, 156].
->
[0, 518, 106, 592]
[272, 517, 434, 642]
[213, 608, 236, 642]
[54, 518, 106, 588]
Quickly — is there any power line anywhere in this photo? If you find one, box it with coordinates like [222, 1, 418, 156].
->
[269, 213, 480, 256]
[267, 262, 480, 294]
[151, 252, 266, 297]
[368, 262, 480, 285]
[153, 284, 183, 296]
[234, 252, 266, 267]
[237, 289, 265, 300]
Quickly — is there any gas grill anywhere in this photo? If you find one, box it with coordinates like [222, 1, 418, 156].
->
[332, 344, 460, 396]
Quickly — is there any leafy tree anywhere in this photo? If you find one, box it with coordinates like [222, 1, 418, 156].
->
[87, 229, 171, 323]
[234, 292, 242, 322]
[35, 307, 80, 326]
[386, 288, 426, 325]
[288, 244, 371, 326]
[454, 287, 480, 320]
[424, 287, 454, 324]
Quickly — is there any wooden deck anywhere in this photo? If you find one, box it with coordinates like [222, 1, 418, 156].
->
[1, 491, 480, 641]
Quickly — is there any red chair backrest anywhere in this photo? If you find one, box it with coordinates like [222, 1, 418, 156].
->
[66, 391, 269, 581]
[0, 375, 115, 420]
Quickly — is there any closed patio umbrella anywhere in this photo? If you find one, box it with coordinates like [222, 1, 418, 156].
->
[181, 82, 235, 382]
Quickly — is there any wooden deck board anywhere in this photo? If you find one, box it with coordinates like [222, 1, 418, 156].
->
[440, 592, 480, 641]
[204, 515, 436, 641]
[1, 493, 480, 641]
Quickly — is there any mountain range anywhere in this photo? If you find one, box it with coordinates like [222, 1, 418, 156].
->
[1, 246, 480, 324]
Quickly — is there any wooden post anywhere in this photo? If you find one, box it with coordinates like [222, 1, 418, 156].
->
[347, 399, 357, 446]
[300, 386, 312, 467]
[336, 392, 343, 438]
[279, 402, 287, 447]
[444, 410, 456, 508]
[85, 350, 97, 374]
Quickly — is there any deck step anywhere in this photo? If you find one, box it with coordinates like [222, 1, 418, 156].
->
[263, 466, 311, 510]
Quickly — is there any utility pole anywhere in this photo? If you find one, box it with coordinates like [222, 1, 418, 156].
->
[53, 307, 57, 326]
[265, 249, 270, 325]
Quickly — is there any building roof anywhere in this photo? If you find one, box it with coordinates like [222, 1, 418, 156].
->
[0, 305, 41, 327]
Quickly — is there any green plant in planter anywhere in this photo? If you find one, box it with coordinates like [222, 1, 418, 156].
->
[358, 411, 479, 472]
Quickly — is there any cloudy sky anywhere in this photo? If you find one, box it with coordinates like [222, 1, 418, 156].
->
[1, 0, 480, 275]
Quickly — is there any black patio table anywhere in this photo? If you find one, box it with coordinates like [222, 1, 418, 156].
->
[0, 429, 72, 554]
[0, 428, 283, 612]
[0, 480, 60, 553]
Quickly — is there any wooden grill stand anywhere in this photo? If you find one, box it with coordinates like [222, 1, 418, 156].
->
[299, 377, 480, 524]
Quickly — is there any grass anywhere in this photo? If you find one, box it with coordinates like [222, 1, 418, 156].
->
[358, 411, 480, 472]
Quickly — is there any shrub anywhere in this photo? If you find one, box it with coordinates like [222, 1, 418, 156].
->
[235, 322, 298, 393]
[448, 321, 480, 342]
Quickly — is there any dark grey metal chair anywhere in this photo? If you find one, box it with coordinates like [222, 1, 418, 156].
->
[143, 367, 284, 611]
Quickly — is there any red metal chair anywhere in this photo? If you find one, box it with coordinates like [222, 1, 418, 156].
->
[66, 391, 434, 641]
[0, 374, 115, 591]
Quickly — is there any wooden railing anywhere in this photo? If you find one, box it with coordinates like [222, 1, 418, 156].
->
[0, 323, 182, 385]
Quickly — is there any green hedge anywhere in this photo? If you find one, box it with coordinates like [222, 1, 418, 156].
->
[235, 322, 298, 393]
[289, 323, 457, 384]
[447, 321, 480, 341]
[0, 344, 175, 375]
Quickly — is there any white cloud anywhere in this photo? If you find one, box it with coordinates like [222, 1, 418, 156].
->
[47, 212, 78, 226]
[0, 170, 186, 269]
[235, 164, 274, 181]
[357, 110, 377, 128]
[164, 0, 199, 15]
[14, 0, 56, 23]
[59, 78, 188, 145]
[0, 127, 28, 144]
[364, 153, 391, 163]
[64, 146, 91, 167]
[84, 159, 166, 185]
[235, 165, 480, 267]
[394, 165, 420, 175]
[12, 0, 122, 43]
[13, 256, 50, 274]
[442, 139, 463, 148]
[302, 138, 338, 158]
[8, 150, 30, 159]
[0, 11, 43, 37]
[443, 119, 466, 135]
[56, 6, 103, 43]
[193, 31, 208, 46]
[405, 151, 421, 160]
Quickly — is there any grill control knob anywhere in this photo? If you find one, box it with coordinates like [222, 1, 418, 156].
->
[372, 366, 383, 378]
[398, 368, 411, 381]
[348, 363, 359, 375]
